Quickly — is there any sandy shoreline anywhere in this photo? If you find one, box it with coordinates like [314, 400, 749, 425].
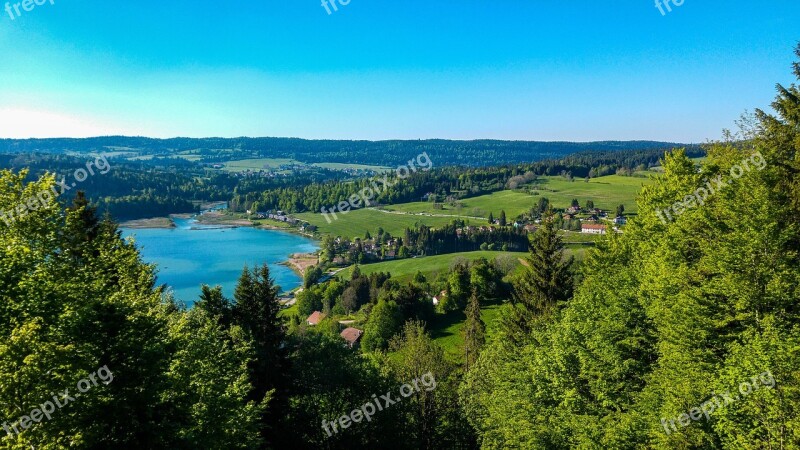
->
[119, 217, 176, 229]
[281, 253, 319, 276]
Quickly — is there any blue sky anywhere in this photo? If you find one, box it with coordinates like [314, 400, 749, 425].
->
[0, 1, 798, 141]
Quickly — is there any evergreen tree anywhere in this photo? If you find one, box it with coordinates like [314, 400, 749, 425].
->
[231, 264, 288, 447]
[506, 209, 573, 338]
[463, 290, 486, 370]
[499, 210, 507, 226]
[196, 284, 233, 328]
[488, 212, 494, 224]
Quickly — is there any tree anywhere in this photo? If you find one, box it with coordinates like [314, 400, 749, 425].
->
[571, 198, 580, 208]
[586, 200, 594, 210]
[499, 210, 507, 226]
[388, 321, 476, 449]
[616, 204, 625, 217]
[361, 299, 402, 352]
[231, 264, 288, 446]
[0, 172, 263, 447]
[303, 265, 323, 288]
[463, 291, 486, 370]
[413, 271, 427, 284]
[441, 263, 470, 312]
[342, 286, 358, 314]
[488, 212, 494, 224]
[196, 284, 233, 327]
[506, 209, 573, 338]
[296, 286, 322, 317]
[320, 234, 336, 263]
[535, 197, 550, 215]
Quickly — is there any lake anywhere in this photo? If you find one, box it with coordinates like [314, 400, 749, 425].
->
[122, 217, 318, 305]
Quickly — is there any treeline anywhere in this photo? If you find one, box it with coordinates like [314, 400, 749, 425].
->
[403, 222, 529, 255]
[0, 136, 688, 167]
[0, 153, 347, 220]
[231, 145, 704, 215]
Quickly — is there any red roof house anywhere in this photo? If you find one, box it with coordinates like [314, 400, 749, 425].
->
[306, 311, 326, 326]
[340, 327, 364, 348]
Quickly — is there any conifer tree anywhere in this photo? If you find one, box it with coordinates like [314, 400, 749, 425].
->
[232, 264, 288, 446]
[463, 290, 486, 370]
[506, 208, 573, 338]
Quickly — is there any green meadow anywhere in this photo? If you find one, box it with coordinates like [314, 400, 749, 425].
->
[294, 208, 458, 238]
[338, 250, 525, 284]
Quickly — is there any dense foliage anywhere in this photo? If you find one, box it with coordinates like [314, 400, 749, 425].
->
[0, 137, 688, 167]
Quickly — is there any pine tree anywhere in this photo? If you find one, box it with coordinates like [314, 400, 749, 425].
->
[506, 209, 573, 338]
[463, 290, 486, 370]
[499, 210, 507, 226]
[196, 284, 233, 327]
[62, 190, 101, 264]
[488, 212, 494, 224]
[231, 264, 288, 446]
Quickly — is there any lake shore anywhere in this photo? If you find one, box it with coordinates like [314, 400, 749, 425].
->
[119, 217, 176, 229]
[280, 253, 319, 277]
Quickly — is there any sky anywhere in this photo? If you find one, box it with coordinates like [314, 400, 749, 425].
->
[0, 1, 798, 142]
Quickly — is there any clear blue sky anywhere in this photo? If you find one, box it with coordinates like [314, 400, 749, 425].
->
[0, 1, 798, 141]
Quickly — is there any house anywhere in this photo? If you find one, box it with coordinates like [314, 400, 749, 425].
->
[581, 224, 607, 235]
[306, 311, 326, 326]
[340, 327, 364, 348]
[432, 290, 447, 306]
[524, 224, 538, 233]
[614, 216, 627, 225]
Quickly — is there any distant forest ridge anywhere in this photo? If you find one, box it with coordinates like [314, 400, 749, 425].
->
[0, 136, 696, 167]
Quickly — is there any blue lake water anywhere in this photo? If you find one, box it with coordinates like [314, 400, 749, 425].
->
[122, 217, 318, 305]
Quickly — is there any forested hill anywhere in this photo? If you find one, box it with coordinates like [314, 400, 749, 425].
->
[0, 136, 690, 167]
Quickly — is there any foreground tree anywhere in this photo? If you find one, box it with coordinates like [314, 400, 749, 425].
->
[0, 173, 262, 448]
[232, 264, 289, 447]
[505, 209, 573, 340]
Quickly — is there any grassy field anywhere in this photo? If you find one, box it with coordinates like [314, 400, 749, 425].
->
[220, 158, 298, 172]
[529, 174, 654, 213]
[430, 299, 505, 363]
[337, 250, 526, 284]
[384, 190, 536, 219]
[311, 162, 391, 171]
[295, 209, 458, 238]
[377, 174, 654, 220]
